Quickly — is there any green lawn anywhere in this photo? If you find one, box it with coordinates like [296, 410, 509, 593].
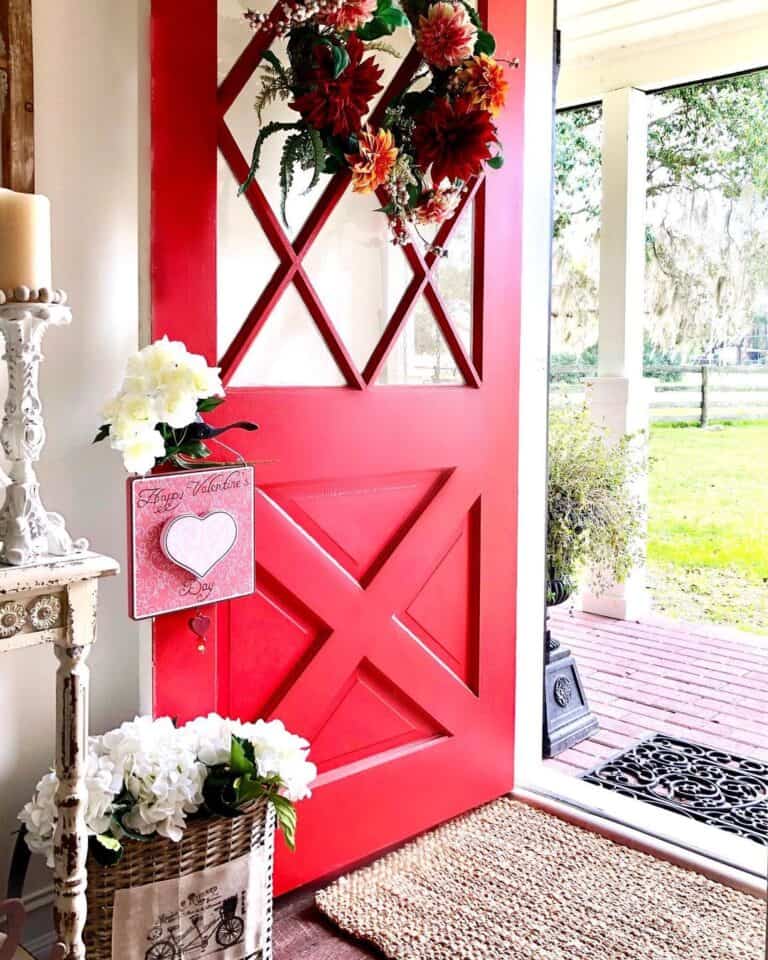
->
[647, 421, 768, 634]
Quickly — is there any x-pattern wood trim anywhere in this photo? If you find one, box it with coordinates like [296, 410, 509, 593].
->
[364, 178, 483, 387]
[257, 466, 483, 742]
[216, 10, 482, 390]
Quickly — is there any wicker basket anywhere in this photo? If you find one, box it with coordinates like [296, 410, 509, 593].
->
[84, 799, 275, 960]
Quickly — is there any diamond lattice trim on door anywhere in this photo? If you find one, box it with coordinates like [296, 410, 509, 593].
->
[216, 10, 485, 389]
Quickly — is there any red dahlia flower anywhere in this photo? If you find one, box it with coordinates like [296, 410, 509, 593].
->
[290, 35, 384, 139]
[413, 97, 496, 184]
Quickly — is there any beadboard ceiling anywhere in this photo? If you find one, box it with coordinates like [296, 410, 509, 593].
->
[558, 0, 767, 61]
[556, 0, 768, 106]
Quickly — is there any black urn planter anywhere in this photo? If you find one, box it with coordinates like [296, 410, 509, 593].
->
[543, 577, 599, 759]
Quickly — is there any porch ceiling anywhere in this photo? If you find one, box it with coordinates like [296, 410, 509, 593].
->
[556, 0, 768, 107]
[558, 0, 767, 60]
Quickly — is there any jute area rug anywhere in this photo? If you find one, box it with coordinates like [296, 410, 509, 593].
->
[316, 798, 766, 960]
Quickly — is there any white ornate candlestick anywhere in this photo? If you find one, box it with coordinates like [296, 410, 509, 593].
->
[0, 288, 88, 566]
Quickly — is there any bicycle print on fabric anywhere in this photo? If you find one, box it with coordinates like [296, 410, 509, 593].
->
[112, 850, 267, 960]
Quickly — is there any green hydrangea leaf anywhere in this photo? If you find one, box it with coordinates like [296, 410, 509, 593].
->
[475, 30, 496, 56]
[197, 396, 225, 413]
[379, 4, 409, 28]
[270, 795, 298, 851]
[90, 834, 124, 867]
[236, 775, 266, 804]
[357, 18, 393, 40]
[230, 735, 256, 775]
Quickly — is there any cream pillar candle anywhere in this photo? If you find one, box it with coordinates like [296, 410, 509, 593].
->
[0, 188, 53, 293]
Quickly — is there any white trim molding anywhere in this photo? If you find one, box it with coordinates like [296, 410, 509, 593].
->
[515, 0, 556, 783]
[558, 12, 768, 108]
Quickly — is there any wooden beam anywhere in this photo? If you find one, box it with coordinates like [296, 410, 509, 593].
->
[0, 0, 35, 192]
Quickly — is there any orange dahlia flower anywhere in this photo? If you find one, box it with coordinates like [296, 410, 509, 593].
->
[457, 54, 508, 116]
[416, 2, 478, 70]
[347, 128, 399, 194]
[319, 0, 377, 32]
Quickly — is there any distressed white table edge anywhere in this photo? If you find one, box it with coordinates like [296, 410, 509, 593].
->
[0, 552, 120, 960]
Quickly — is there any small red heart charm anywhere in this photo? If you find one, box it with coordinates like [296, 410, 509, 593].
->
[189, 614, 211, 640]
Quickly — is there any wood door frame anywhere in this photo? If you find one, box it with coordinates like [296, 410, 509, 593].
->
[0, 0, 34, 192]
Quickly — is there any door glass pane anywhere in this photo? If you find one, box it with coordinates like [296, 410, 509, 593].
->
[218, 0, 253, 83]
[379, 297, 465, 386]
[434, 201, 475, 359]
[218, 155, 281, 359]
[367, 21, 416, 115]
[230, 283, 346, 387]
[222, 37, 327, 241]
[303, 191, 412, 372]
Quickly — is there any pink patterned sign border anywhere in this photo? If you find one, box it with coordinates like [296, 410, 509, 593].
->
[128, 466, 255, 620]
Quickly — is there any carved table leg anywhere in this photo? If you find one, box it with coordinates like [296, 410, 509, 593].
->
[52, 579, 98, 960]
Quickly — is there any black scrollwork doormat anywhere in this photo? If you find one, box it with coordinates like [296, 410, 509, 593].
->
[583, 734, 768, 846]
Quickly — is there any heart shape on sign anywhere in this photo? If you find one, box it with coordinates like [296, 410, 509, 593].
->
[161, 511, 238, 580]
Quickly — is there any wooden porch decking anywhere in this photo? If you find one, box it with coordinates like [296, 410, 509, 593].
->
[546, 607, 768, 776]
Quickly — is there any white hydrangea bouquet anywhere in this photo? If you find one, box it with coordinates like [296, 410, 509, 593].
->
[95, 338, 258, 475]
[19, 714, 317, 868]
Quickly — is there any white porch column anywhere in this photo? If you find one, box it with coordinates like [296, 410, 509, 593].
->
[583, 87, 653, 622]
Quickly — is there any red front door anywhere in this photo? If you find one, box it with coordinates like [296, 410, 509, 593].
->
[150, 0, 525, 893]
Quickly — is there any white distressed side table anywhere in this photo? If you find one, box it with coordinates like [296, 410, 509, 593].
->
[0, 553, 119, 960]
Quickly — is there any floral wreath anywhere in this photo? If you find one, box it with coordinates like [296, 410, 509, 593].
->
[242, 0, 510, 251]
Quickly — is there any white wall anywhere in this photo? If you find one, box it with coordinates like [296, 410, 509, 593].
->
[0, 0, 143, 909]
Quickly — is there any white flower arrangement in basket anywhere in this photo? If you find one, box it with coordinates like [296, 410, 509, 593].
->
[95, 338, 258, 475]
[19, 714, 317, 868]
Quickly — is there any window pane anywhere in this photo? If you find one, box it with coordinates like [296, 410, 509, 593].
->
[379, 297, 465, 386]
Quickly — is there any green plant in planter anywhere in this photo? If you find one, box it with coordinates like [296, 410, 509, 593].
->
[547, 404, 645, 605]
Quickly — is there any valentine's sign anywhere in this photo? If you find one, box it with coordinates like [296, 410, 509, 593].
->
[129, 466, 255, 620]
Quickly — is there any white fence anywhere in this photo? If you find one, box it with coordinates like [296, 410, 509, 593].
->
[550, 366, 768, 424]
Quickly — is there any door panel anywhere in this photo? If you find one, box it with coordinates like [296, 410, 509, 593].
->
[151, 0, 525, 893]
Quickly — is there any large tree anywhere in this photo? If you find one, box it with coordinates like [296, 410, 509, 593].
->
[552, 71, 768, 359]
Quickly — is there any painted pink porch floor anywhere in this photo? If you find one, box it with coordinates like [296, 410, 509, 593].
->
[545, 607, 768, 777]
